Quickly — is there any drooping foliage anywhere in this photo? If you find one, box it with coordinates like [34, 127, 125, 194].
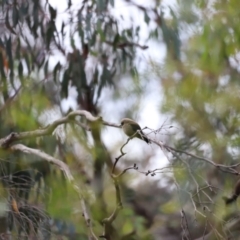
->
[0, 0, 240, 239]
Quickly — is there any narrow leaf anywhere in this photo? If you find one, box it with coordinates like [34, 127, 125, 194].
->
[49, 4, 57, 21]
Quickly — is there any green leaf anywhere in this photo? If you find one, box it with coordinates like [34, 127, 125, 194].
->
[46, 22, 55, 50]
[61, 21, 65, 36]
[130, 67, 139, 79]
[0, 52, 6, 78]
[78, 26, 84, 43]
[19, 3, 29, 22]
[67, 0, 72, 9]
[97, 64, 112, 98]
[5, 9, 16, 34]
[18, 61, 23, 84]
[26, 16, 31, 31]
[15, 38, 21, 59]
[44, 60, 49, 76]
[92, 68, 99, 85]
[97, 20, 105, 41]
[113, 34, 120, 48]
[6, 37, 14, 86]
[85, 13, 92, 33]
[109, 0, 114, 7]
[12, 6, 19, 27]
[32, 1, 39, 37]
[6, 37, 12, 63]
[144, 11, 150, 25]
[97, 0, 105, 12]
[18, 61, 23, 78]
[53, 62, 61, 82]
[61, 70, 69, 98]
[89, 32, 96, 46]
[49, 4, 57, 21]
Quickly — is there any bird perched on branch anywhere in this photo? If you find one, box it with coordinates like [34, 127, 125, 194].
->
[223, 179, 240, 205]
[121, 118, 150, 144]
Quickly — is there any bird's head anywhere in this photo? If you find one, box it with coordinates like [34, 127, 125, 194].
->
[121, 118, 132, 126]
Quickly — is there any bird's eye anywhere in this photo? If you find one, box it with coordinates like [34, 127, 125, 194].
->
[120, 121, 123, 125]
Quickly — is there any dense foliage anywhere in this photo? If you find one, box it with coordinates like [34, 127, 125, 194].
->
[0, 0, 239, 239]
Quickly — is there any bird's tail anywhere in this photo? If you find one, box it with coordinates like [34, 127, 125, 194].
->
[143, 136, 150, 144]
[139, 130, 150, 144]
[223, 194, 238, 205]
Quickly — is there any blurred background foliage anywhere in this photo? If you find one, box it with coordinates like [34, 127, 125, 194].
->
[0, 0, 239, 239]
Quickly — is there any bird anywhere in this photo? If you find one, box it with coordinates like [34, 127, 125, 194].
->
[223, 179, 240, 205]
[121, 118, 150, 144]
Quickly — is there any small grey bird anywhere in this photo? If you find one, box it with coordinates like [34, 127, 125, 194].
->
[121, 118, 150, 144]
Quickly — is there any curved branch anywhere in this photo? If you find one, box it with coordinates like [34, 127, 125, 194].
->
[9, 143, 98, 240]
[10, 144, 73, 181]
[0, 110, 121, 147]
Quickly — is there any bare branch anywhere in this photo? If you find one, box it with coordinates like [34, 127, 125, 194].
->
[101, 178, 122, 239]
[0, 110, 121, 147]
[104, 40, 148, 50]
[180, 209, 191, 240]
[193, 215, 240, 240]
[150, 138, 240, 175]
[10, 144, 73, 181]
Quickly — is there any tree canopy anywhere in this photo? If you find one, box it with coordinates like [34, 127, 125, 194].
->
[0, 0, 239, 239]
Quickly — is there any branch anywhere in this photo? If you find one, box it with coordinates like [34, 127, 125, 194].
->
[0, 110, 121, 147]
[0, 110, 121, 239]
[150, 138, 240, 175]
[194, 214, 240, 240]
[10, 144, 73, 181]
[123, 0, 162, 26]
[105, 40, 148, 50]
[101, 178, 122, 239]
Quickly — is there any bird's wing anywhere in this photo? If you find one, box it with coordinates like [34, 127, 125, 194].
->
[130, 123, 141, 133]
